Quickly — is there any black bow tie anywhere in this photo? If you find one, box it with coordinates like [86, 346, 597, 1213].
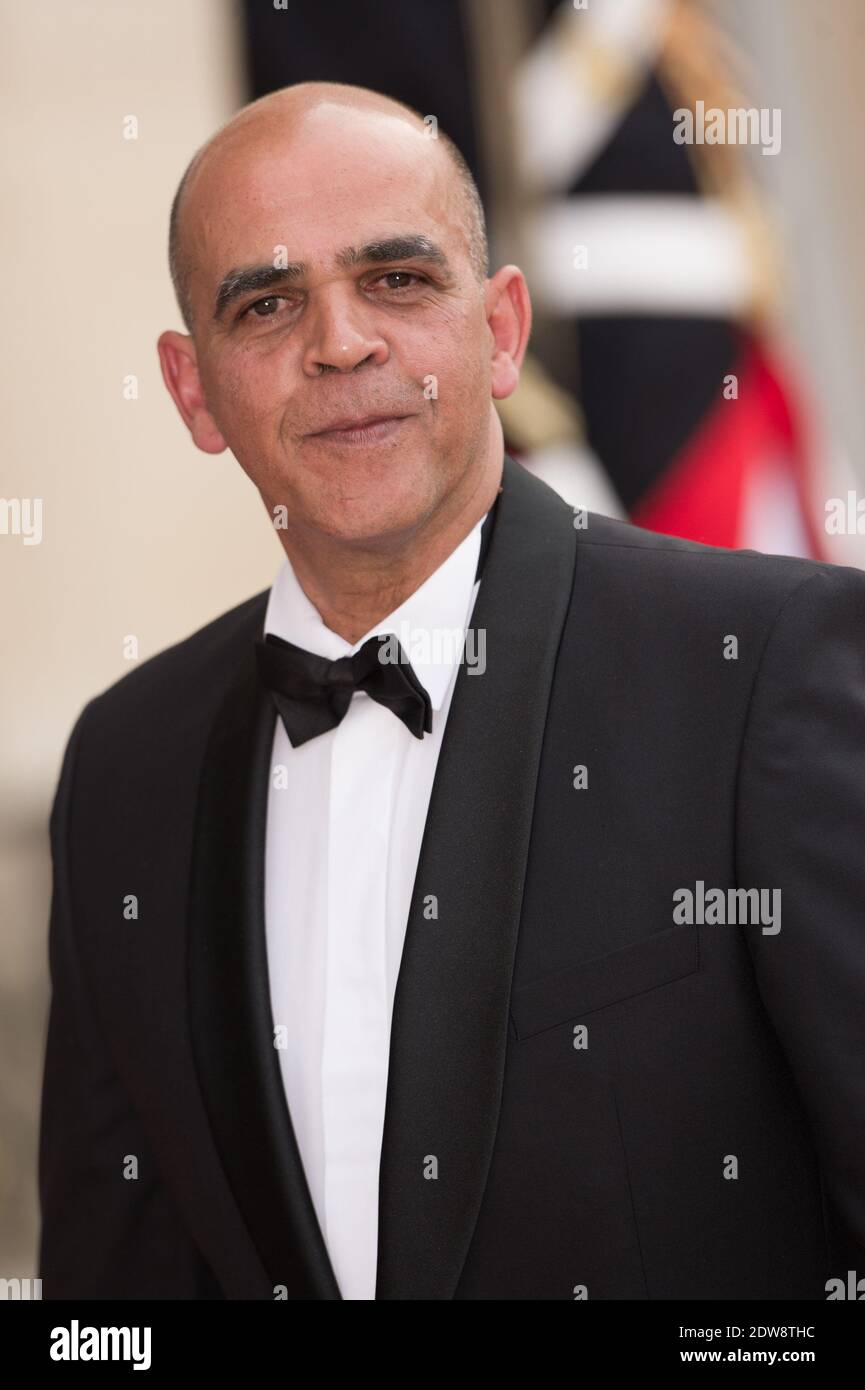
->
[256, 490, 501, 748]
[256, 630, 433, 748]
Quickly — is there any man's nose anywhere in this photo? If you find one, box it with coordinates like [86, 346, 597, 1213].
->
[301, 285, 388, 376]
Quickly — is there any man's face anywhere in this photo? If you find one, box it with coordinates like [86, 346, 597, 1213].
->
[177, 107, 499, 546]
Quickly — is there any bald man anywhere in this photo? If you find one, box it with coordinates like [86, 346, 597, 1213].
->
[39, 82, 865, 1302]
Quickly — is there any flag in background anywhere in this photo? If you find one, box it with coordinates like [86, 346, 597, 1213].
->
[241, 0, 842, 560]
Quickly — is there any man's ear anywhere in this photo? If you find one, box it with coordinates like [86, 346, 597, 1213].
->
[485, 266, 532, 401]
[157, 331, 227, 454]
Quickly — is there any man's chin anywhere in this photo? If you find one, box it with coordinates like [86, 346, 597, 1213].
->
[263, 492, 408, 551]
[308, 498, 428, 549]
[259, 436, 444, 543]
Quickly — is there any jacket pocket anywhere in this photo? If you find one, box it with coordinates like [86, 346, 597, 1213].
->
[509, 923, 700, 1041]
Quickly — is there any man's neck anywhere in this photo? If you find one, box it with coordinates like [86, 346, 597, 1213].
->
[282, 453, 503, 646]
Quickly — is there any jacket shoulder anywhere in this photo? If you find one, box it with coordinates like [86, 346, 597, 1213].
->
[81, 587, 269, 725]
[576, 509, 865, 611]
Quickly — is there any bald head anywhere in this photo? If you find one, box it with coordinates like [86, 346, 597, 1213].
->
[167, 81, 488, 332]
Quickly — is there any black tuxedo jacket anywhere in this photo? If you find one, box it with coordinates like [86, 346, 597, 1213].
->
[38, 454, 865, 1300]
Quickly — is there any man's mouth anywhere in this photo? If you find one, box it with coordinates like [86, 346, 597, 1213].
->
[309, 414, 411, 445]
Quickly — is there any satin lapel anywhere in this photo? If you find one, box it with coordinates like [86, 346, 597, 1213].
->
[187, 619, 341, 1300]
[376, 454, 577, 1299]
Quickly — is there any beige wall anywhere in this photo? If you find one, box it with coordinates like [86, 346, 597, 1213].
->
[0, 0, 269, 1274]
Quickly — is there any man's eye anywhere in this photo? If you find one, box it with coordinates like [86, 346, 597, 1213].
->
[243, 295, 288, 319]
[372, 271, 425, 291]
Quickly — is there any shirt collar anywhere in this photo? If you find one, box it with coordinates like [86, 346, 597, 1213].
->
[262, 510, 488, 712]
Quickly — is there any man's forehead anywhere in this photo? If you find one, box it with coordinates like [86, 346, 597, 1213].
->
[191, 105, 450, 228]
[207, 157, 453, 247]
[196, 169, 460, 290]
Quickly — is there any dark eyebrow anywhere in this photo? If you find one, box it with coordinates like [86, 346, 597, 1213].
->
[213, 234, 452, 321]
[334, 235, 450, 272]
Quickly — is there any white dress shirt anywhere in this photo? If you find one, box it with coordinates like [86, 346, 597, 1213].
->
[262, 510, 487, 1300]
